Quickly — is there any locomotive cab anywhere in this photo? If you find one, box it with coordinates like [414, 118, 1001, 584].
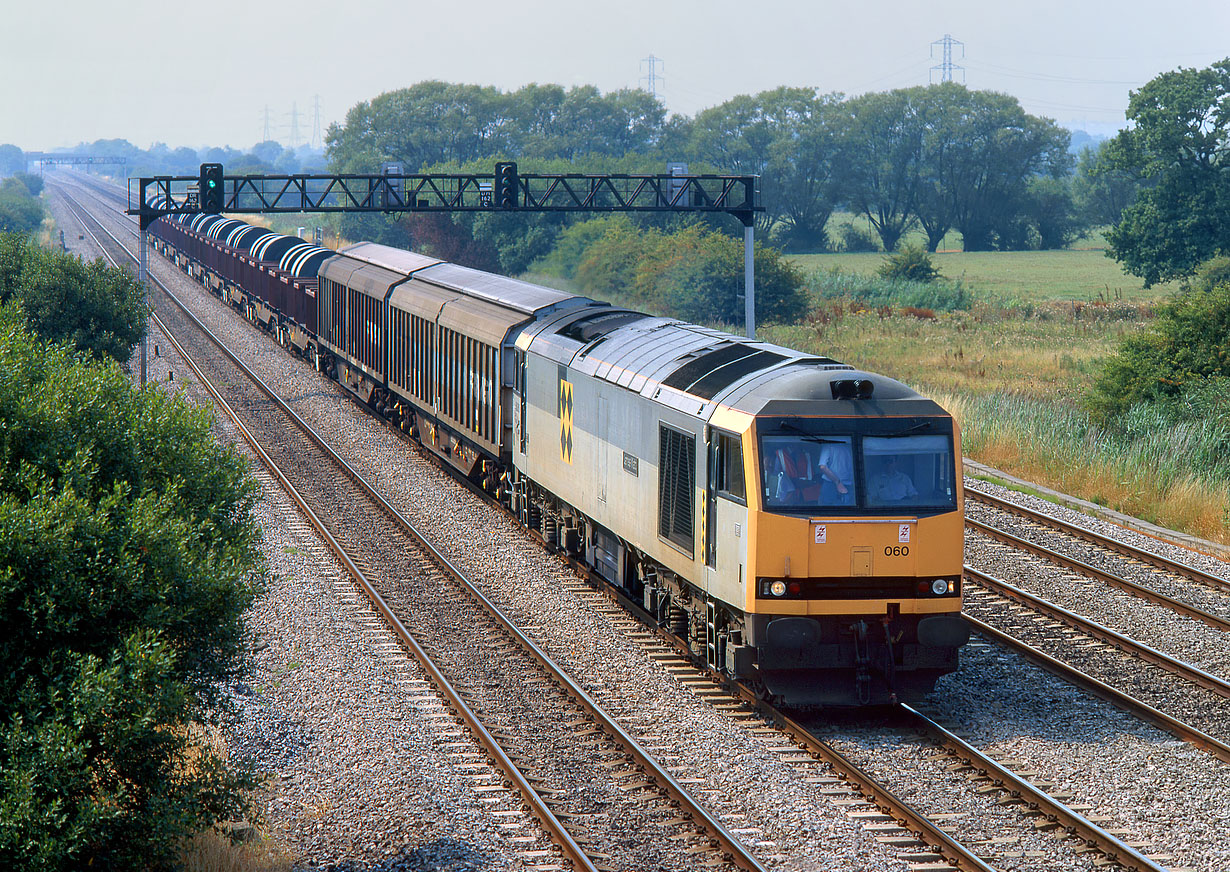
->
[731, 375, 969, 706]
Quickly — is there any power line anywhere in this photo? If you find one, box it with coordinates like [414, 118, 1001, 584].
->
[930, 33, 965, 84]
[962, 59, 1141, 86]
[640, 54, 664, 99]
[848, 59, 933, 93]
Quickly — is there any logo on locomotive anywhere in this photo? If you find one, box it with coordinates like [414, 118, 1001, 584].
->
[558, 378, 573, 464]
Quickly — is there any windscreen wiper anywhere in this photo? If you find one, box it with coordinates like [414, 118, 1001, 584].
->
[881, 420, 933, 437]
[779, 421, 846, 444]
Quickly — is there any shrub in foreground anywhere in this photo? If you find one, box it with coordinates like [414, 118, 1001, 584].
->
[0, 307, 264, 871]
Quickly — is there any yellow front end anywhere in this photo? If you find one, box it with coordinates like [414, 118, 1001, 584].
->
[735, 415, 969, 706]
[745, 506, 965, 618]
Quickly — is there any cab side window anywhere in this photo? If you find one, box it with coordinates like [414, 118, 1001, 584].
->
[715, 431, 745, 502]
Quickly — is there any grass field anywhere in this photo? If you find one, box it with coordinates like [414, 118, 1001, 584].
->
[790, 247, 1180, 305]
[775, 244, 1170, 405]
[771, 247, 1229, 544]
[759, 306, 1133, 407]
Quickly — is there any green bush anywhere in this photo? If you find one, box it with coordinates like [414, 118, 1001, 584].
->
[0, 180, 44, 235]
[810, 267, 972, 312]
[1086, 278, 1230, 422]
[835, 223, 880, 252]
[10, 173, 43, 197]
[1184, 254, 1230, 294]
[0, 306, 264, 871]
[0, 233, 145, 364]
[559, 219, 808, 326]
[534, 216, 625, 280]
[877, 245, 940, 283]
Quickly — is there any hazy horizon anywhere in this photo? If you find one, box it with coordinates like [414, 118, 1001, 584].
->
[5, 0, 1227, 152]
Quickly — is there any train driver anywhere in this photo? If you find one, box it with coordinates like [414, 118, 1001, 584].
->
[870, 455, 919, 502]
[817, 440, 854, 506]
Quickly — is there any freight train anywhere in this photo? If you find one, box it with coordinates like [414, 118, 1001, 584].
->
[147, 209, 969, 706]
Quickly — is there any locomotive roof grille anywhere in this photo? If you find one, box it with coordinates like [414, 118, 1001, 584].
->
[687, 350, 788, 399]
[662, 343, 789, 400]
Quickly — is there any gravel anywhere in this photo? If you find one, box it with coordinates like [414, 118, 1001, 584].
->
[920, 638, 1228, 872]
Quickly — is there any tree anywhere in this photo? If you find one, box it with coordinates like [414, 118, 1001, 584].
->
[1022, 177, 1085, 250]
[570, 219, 807, 325]
[11, 173, 43, 197]
[909, 85, 1070, 252]
[399, 212, 502, 273]
[0, 145, 23, 177]
[911, 84, 965, 251]
[0, 181, 44, 234]
[1072, 141, 1141, 227]
[689, 87, 842, 246]
[325, 80, 670, 175]
[0, 234, 145, 364]
[764, 94, 846, 251]
[553, 86, 666, 158]
[0, 306, 264, 870]
[646, 227, 808, 325]
[838, 88, 927, 252]
[1104, 59, 1230, 285]
[249, 139, 286, 166]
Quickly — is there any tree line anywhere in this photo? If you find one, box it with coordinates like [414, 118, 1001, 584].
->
[0, 138, 328, 181]
[0, 172, 46, 235]
[324, 79, 1137, 255]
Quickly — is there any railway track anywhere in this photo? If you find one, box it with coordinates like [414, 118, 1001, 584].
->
[963, 568, 1230, 762]
[58, 184, 767, 872]
[966, 513, 1230, 633]
[801, 704, 1175, 872]
[55, 173, 1033, 872]
[961, 483, 1230, 764]
[56, 174, 1222, 871]
[965, 485, 1230, 596]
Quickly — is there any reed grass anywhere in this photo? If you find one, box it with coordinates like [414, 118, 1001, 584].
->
[940, 391, 1230, 544]
[181, 830, 293, 872]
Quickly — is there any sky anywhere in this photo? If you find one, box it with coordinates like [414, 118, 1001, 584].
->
[4, 0, 1228, 152]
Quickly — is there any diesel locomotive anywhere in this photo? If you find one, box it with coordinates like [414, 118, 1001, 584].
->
[148, 210, 969, 706]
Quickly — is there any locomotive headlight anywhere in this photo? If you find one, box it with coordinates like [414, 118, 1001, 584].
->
[931, 578, 950, 596]
[770, 580, 788, 597]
